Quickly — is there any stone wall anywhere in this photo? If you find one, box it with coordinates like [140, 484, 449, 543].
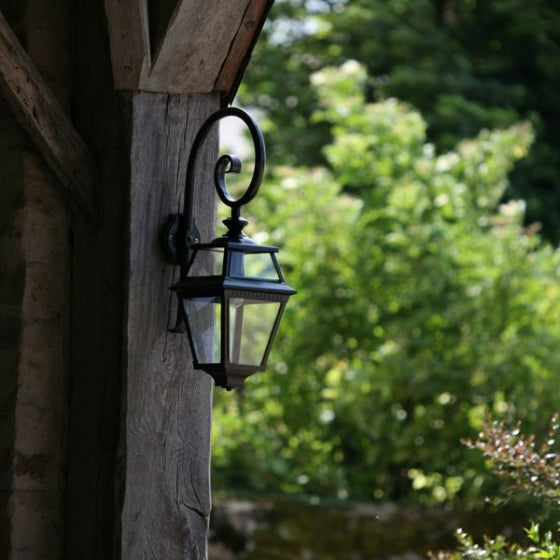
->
[209, 498, 529, 559]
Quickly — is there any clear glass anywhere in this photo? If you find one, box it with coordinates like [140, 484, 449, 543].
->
[228, 250, 280, 280]
[183, 297, 221, 363]
[228, 298, 282, 366]
[188, 247, 224, 277]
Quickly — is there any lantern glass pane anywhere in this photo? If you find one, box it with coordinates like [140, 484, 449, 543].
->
[188, 247, 224, 277]
[183, 297, 221, 363]
[228, 298, 282, 366]
[229, 250, 280, 281]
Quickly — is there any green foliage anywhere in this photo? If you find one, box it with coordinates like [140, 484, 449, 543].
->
[213, 62, 560, 507]
[239, 0, 560, 241]
[430, 524, 560, 559]
[466, 414, 560, 507]
[430, 416, 560, 559]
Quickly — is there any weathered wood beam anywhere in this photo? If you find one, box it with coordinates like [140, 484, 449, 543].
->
[104, 0, 151, 90]
[0, 9, 97, 218]
[214, 0, 273, 103]
[105, 0, 272, 101]
[144, 0, 249, 93]
[121, 91, 218, 558]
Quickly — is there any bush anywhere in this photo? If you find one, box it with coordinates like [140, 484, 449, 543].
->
[430, 415, 559, 558]
[213, 63, 560, 508]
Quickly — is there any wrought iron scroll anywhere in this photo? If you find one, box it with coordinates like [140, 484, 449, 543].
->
[161, 107, 266, 271]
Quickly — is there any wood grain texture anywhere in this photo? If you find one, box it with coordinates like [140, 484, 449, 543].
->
[105, 0, 272, 99]
[104, 0, 151, 90]
[121, 92, 219, 559]
[143, 0, 249, 93]
[0, 9, 97, 218]
[214, 0, 273, 100]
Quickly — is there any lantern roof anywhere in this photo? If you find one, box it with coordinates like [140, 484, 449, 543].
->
[171, 241, 296, 299]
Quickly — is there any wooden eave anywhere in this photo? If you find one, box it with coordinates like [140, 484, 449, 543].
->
[105, 0, 273, 103]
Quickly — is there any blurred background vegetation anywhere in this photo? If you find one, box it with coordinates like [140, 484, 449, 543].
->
[211, 0, 560, 521]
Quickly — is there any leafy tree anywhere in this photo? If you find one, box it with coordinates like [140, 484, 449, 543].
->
[213, 62, 560, 507]
[239, 0, 560, 241]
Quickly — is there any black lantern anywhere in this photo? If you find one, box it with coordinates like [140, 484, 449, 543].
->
[162, 108, 295, 390]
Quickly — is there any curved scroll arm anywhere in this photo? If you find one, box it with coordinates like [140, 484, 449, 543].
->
[185, 106, 265, 221]
[165, 107, 266, 271]
[161, 108, 267, 267]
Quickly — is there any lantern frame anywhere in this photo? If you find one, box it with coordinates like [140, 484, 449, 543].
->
[162, 107, 295, 389]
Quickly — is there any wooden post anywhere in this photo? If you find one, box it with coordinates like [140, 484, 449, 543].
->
[64, 86, 220, 557]
[121, 92, 219, 558]
[0, 97, 69, 560]
[0, 2, 72, 557]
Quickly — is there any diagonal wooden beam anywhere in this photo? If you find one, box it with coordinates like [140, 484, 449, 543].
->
[144, 0, 250, 93]
[104, 0, 272, 103]
[0, 9, 97, 218]
[214, 0, 273, 104]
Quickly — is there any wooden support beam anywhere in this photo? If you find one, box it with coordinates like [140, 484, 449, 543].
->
[104, 0, 272, 102]
[104, 0, 151, 90]
[144, 0, 249, 93]
[0, 9, 97, 218]
[214, 0, 273, 101]
[121, 91, 218, 558]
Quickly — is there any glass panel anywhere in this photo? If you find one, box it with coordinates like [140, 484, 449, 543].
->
[187, 247, 224, 277]
[229, 250, 280, 281]
[183, 297, 221, 363]
[228, 298, 282, 366]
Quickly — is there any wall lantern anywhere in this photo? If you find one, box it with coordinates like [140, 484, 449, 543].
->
[161, 107, 296, 390]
